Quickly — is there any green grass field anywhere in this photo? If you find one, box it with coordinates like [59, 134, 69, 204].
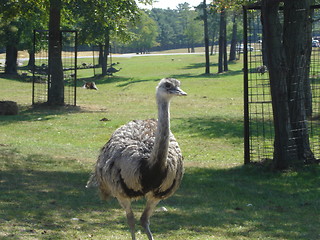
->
[0, 53, 319, 240]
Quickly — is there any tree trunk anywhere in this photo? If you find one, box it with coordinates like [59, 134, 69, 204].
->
[262, 0, 293, 169]
[218, 10, 225, 73]
[98, 44, 103, 66]
[203, 0, 210, 74]
[48, 0, 64, 106]
[283, 0, 315, 164]
[101, 44, 107, 75]
[27, 50, 35, 68]
[210, 35, 215, 55]
[191, 42, 195, 53]
[229, 12, 237, 61]
[262, 0, 315, 169]
[223, 16, 228, 72]
[101, 31, 110, 76]
[5, 45, 18, 74]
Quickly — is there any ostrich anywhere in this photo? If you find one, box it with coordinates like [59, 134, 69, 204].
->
[86, 78, 187, 240]
[106, 66, 122, 75]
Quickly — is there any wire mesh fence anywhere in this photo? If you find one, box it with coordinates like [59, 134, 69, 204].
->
[244, 6, 320, 163]
[61, 31, 77, 106]
[32, 30, 77, 106]
[92, 45, 102, 77]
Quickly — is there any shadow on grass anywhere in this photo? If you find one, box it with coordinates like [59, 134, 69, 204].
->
[78, 75, 162, 89]
[173, 116, 244, 139]
[0, 104, 107, 125]
[77, 75, 133, 86]
[98, 68, 243, 89]
[165, 165, 320, 239]
[1, 146, 319, 239]
[0, 73, 30, 83]
[170, 69, 243, 80]
[182, 60, 239, 70]
[173, 116, 275, 140]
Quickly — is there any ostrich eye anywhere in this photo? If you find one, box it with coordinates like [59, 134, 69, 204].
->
[165, 82, 171, 89]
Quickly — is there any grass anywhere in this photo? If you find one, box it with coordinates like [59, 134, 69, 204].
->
[0, 53, 319, 240]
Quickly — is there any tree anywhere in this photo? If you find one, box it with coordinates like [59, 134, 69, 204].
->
[261, 0, 316, 169]
[0, 0, 47, 74]
[0, 1, 19, 75]
[72, 0, 142, 75]
[201, 0, 210, 74]
[126, 10, 159, 53]
[218, 8, 228, 73]
[229, 11, 238, 61]
[178, 3, 203, 53]
[207, 5, 220, 55]
[185, 12, 203, 52]
[3, 22, 19, 74]
[48, 0, 64, 105]
[150, 8, 181, 49]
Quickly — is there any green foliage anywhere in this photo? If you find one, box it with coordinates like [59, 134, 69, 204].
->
[148, 4, 205, 51]
[211, 0, 255, 10]
[124, 10, 159, 53]
[150, 8, 183, 48]
[0, 0, 143, 51]
[69, 0, 141, 45]
[0, 0, 47, 49]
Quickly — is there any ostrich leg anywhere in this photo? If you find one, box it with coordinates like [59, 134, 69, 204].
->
[140, 199, 160, 240]
[118, 199, 136, 240]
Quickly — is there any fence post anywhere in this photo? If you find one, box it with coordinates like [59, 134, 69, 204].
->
[243, 6, 250, 164]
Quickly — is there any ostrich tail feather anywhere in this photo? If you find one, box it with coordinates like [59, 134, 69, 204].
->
[86, 172, 112, 201]
[86, 173, 98, 188]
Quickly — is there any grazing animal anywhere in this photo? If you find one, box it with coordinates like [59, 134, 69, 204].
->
[106, 66, 122, 75]
[86, 78, 187, 240]
[256, 65, 268, 75]
[82, 81, 98, 90]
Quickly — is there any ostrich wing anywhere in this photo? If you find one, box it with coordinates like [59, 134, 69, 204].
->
[87, 119, 184, 200]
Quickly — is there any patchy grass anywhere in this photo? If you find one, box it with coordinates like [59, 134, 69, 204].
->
[0, 53, 319, 240]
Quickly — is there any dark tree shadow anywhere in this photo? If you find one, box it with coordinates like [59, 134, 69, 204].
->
[1, 146, 319, 239]
[0, 105, 88, 125]
[172, 116, 275, 140]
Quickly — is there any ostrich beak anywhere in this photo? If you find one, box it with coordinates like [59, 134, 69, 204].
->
[174, 87, 187, 96]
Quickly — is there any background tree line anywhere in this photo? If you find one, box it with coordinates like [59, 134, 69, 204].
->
[0, 0, 244, 71]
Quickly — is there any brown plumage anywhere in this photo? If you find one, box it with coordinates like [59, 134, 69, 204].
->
[86, 78, 187, 240]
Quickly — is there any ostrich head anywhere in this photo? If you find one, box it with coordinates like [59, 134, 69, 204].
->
[156, 78, 187, 101]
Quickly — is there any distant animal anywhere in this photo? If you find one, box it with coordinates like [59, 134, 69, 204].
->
[41, 63, 48, 69]
[82, 81, 98, 90]
[106, 67, 122, 75]
[86, 78, 187, 240]
[256, 65, 268, 75]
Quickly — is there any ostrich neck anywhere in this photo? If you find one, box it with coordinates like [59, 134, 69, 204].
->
[150, 98, 170, 168]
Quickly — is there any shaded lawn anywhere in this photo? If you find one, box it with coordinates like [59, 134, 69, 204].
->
[1, 146, 319, 240]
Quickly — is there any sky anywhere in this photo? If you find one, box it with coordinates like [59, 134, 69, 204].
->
[137, 0, 202, 9]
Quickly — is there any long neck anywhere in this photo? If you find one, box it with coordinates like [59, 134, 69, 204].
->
[150, 97, 170, 168]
